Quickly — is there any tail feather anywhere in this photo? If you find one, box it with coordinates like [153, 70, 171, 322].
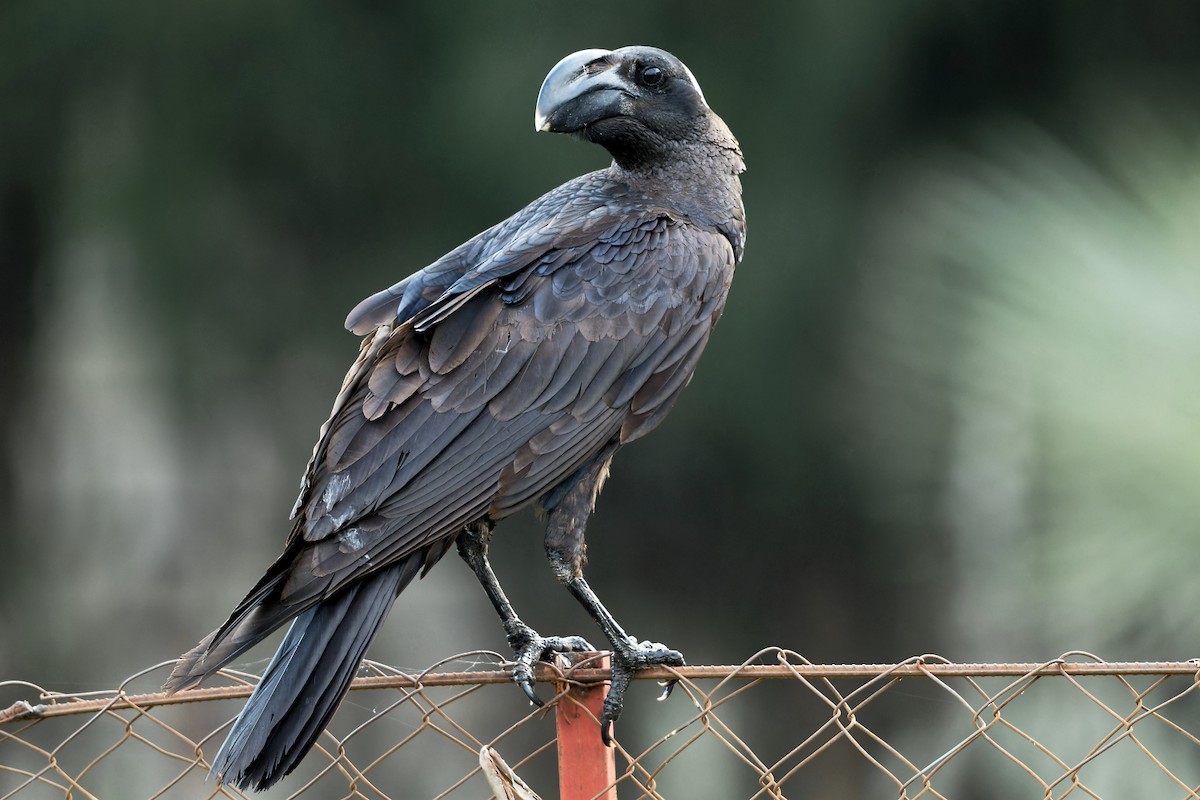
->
[210, 557, 421, 790]
[163, 602, 293, 694]
[164, 557, 300, 694]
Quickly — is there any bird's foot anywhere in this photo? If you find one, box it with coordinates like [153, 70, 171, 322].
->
[505, 619, 594, 706]
[601, 636, 686, 745]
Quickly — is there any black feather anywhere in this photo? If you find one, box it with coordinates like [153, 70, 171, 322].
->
[212, 557, 421, 790]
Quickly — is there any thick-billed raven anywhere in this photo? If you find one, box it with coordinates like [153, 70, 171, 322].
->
[165, 45, 745, 790]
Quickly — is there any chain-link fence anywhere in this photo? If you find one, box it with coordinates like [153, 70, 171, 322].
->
[4, 648, 1200, 799]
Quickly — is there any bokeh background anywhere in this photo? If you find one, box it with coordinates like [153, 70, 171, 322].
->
[3, 1, 1200, 797]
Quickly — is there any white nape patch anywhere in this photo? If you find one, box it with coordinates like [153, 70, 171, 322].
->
[339, 526, 364, 551]
[321, 471, 352, 508]
[680, 63, 707, 107]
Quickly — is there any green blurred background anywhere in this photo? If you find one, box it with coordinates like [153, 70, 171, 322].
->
[3, 1, 1200, 796]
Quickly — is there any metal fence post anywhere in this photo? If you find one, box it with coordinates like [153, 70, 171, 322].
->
[555, 652, 617, 800]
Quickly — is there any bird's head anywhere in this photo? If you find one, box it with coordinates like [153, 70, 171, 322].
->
[534, 46, 721, 170]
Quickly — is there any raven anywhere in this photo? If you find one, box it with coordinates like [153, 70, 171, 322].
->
[165, 45, 745, 790]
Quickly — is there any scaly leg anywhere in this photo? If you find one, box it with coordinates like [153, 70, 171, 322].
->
[540, 443, 685, 744]
[456, 520, 593, 704]
[559, 573, 685, 744]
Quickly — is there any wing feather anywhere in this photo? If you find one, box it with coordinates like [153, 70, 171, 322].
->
[428, 294, 505, 374]
[487, 324, 574, 421]
[538, 337, 623, 413]
[494, 406, 626, 517]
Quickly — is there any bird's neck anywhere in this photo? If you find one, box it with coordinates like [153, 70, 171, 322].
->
[609, 120, 745, 259]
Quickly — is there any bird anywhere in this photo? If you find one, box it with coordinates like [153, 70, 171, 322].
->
[164, 44, 745, 791]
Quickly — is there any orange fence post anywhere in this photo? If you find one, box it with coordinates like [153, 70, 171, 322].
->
[555, 652, 617, 800]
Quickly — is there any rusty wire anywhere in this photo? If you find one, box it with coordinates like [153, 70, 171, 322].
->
[3, 649, 1200, 799]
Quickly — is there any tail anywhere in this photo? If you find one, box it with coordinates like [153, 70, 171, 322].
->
[211, 562, 413, 789]
[166, 557, 424, 791]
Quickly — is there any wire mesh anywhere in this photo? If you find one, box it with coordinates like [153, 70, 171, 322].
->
[3, 648, 1200, 799]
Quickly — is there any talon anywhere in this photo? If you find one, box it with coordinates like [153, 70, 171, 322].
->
[519, 677, 544, 706]
[600, 687, 625, 746]
[512, 657, 545, 706]
[595, 637, 685, 743]
[504, 623, 596, 707]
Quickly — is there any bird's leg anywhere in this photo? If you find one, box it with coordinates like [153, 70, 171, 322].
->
[456, 521, 592, 705]
[541, 445, 685, 745]
[557, 573, 685, 744]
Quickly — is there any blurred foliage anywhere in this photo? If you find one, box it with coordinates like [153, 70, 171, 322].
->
[2, 1, 1200, 796]
[850, 114, 1200, 659]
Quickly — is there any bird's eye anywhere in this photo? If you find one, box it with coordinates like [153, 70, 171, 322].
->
[639, 65, 665, 88]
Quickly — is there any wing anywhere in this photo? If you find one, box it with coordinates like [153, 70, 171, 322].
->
[343, 169, 624, 335]
[237, 209, 736, 625]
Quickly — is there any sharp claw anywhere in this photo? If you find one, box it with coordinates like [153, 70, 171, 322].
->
[506, 626, 596, 707]
[599, 664, 634, 746]
[594, 639, 686, 744]
[600, 690, 623, 746]
[519, 677, 544, 707]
